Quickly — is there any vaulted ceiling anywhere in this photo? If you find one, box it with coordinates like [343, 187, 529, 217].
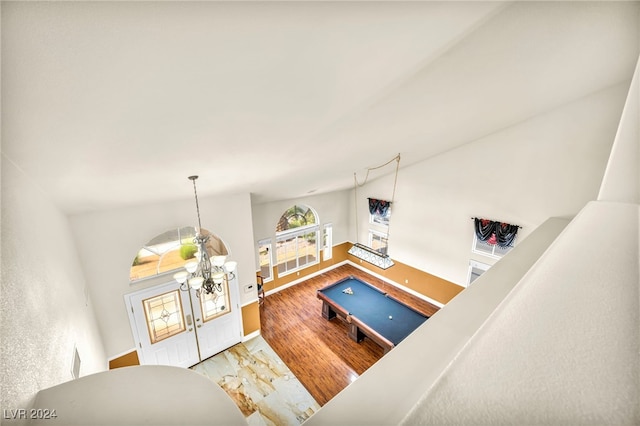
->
[2, 1, 638, 214]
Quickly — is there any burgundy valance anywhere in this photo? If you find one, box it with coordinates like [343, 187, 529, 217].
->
[368, 198, 391, 216]
[473, 218, 519, 248]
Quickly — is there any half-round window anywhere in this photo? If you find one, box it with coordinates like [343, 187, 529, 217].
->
[130, 226, 228, 282]
[276, 205, 317, 232]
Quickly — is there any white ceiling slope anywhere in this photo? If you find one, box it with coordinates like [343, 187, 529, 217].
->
[2, 1, 639, 214]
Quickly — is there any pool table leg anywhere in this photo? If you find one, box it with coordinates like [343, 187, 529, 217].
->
[321, 302, 336, 320]
[348, 324, 365, 343]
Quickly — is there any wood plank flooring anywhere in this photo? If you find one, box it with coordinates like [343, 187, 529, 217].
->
[259, 264, 440, 406]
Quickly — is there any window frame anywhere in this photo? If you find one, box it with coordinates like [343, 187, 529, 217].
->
[275, 224, 320, 277]
[323, 223, 333, 261]
[368, 229, 389, 255]
[369, 208, 391, 228]
[471, 233, 515, 259]
[467, 260, 491, 286]
[257, 238, 273, 283]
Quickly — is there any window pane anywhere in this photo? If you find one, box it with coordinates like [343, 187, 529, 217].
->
[306, 231, 317, 264]
[157, 242, 197, 275]
[474, 239, 494, 255]
[370, 232, 388, 255]
[130, 227, 228, 282]
[495, 244, 513, 256]
[298, 235, 308, 267]
[276, 237, 298, 274]
[370, 208, 391, 227]
[142, 290, 186, 344]
[258, 240, 272, 281]
[276, 205, 317, 232]
[199, 284, 231, 322]
[323, 224, 333, 261]
[274, 204, 320, 276]
[286, 238, 297, 270]
[276, 240, 288, 275]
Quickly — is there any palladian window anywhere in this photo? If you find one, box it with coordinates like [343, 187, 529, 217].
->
[275, 205, 319, 276]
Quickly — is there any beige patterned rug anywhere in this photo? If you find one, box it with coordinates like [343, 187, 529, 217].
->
[191, 336, 320, 425]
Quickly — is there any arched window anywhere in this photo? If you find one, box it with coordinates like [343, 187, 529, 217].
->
[130, 226, 228, 282]
[275, 205, 319, 276]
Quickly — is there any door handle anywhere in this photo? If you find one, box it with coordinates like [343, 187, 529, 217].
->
[197, 324, 202, 328]
[188, 328, 193, 332]
[186, 314, 193, 326]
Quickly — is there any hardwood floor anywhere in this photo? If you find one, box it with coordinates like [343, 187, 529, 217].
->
[259, 264, 440, 406]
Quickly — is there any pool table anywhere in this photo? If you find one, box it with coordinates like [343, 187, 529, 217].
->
[317, 276, 429, 353]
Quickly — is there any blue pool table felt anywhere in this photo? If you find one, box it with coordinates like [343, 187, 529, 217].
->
[318, 276, 428, 345]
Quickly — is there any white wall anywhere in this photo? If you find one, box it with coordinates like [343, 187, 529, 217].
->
[68, 191, 256, 359]
[403, 200, 639, 425]
[355, 83, 629, 285]
[251, 189, 351, 257]
[1, 156, 106, 416]
[30, 365, 246, 426]
[306, 216, 572, 426]
[599, 57, 640, 203]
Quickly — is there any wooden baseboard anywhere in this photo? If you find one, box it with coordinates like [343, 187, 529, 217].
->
[108, 350, 140, 369]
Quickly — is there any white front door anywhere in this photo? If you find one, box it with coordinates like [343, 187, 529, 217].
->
[126, 276, 243, 368]
[127, 281, 200, 368]
[191, 274, 242, 360]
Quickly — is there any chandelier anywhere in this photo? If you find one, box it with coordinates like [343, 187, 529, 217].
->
[173, 175, 236, 296]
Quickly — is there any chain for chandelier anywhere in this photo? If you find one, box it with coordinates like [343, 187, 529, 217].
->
[173, 175, 237, 297]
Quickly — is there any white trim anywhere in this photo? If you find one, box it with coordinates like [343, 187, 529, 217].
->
[123, 293, 144, 364]
[346, 261, 445, 309]
[257, 238, 274, 283]
[471, 233, 515, 259]
[277, 259, 320, 278]
[276, 222, 318, 237]
[241, 298, 260, 308]
[323, 223, 333, 261]
[369, 207, 390, 228]
[264, 260, 350, 297]
[108, 348, 139, 363]
[466, 259, 491, 287]
[261, 258, 446, 309]
[275, 227, 320, 277]
[368, 228, 389, 248]
[242, 330, 262, 342]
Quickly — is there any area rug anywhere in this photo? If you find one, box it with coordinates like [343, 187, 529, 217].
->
[191, 336, 320, 425]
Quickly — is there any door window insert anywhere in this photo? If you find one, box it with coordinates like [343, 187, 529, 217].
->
[142, 290, 186, 344]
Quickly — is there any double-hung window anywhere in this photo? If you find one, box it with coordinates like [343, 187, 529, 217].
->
[472, 234, 515, 258]
[323, 223, 333, 261]
[368, 201, 390, 255]
[368, 229, 388, 255]
[257, 239, 273, 282]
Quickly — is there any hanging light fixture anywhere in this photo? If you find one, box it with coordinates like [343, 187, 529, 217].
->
[173, 175, 237, 296]
[348, 154, 400, 270]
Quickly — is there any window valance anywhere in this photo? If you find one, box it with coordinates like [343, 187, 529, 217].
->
[473, 218, 520, 248]
[368, 198, 391, 216]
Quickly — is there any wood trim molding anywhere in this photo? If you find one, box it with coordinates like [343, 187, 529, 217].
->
[108, 350, 140, 370]
[263, 241, 462, 305]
